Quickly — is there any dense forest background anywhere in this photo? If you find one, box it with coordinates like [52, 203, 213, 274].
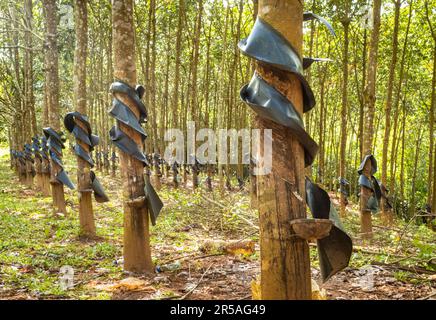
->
[0, 0, 435, 218]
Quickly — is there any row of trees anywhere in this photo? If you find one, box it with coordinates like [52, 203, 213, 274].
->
[0, 0, 435, 218]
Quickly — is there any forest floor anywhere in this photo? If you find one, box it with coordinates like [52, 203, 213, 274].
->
[0, 147, 435, 300]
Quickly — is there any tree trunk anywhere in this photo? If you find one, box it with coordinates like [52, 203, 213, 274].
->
[73, 0, 96, 237]
[218, 6, 230, 194]
[43, 0, 67, 214]
[189, 0, 203, 193]
[389, 0, 412, 194]
[41, 50, 51, 196]
[172, 0, 184, 130]
[424, 3, 435, 212]
[112, 0, 153, 273]
[361, 0, 381, 240]
[256, 0, 311, 300]
[381, 0, 400, 224]
[149, 0, 158, 153]
[428, 47, 435, 210]
[410, 128, 423, 218]
[339, 12, 349, 218]
[358, 28, 368, 160]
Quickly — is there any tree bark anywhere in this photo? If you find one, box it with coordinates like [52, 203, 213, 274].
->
[381, 0, 400, 224]
[74, 0, 96, 237]
[256, 0, 311, 300]
[112, 0, 153, 273]
[339, 12, 349, 217]
[410, 128, 423, 218]
[389, 0, 412, 194]
[361, 0, 381, 240]
[424, 1, 435, 213]
[43, 0, 67, 214]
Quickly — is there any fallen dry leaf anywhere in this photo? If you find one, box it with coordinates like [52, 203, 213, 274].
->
[92, 277, 156, 293]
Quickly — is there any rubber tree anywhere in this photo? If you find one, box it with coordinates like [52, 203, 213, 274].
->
[339, 0, 351, 217]
[73, 0, 96, 236]
[112, 0, 153, 273]
[381, 0, 401, 224]
[361, 0, 381, 240]
[255, 0, 311, 300]
[43, 0, 67, 214]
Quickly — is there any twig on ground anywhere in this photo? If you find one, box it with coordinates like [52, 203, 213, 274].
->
[180, 263, 214, 300]
[371, 261, 436, 275]
[417, 291, 436, 300]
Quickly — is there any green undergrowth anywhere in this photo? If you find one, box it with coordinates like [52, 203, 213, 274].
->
[0, 148, 434, 298]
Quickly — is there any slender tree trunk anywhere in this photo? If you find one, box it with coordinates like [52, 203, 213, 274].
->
[424, 3, 435, 212]
[410, 128, 423, 218]
[43, 0, 67, 214]
[41, 38, 51, 196]
[23, 0, 37, 188]
[218, 6, 230, 194]
[172, 0, 184, 130]
[361, 0, 381, 240]
[431, 48, 436, 218]
[9, 5, 26, 183]
[73, 0, 95, 237]
[358, 28, 367, 160]
[381, 0, 400, 224]
[189, 0, 203, 192]
[399, 105, 407, 210]
[389, 0, 412, 194]
[149, 0, 158, 152]
[112, 0, 153, 273]
[339, 13, 350, 217]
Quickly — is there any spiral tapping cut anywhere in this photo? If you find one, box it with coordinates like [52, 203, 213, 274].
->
[109, 81, 163, 226]
[64, 112, 109, 203]
[239, 13, 352, 283]
[43, 127, 75, 190]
